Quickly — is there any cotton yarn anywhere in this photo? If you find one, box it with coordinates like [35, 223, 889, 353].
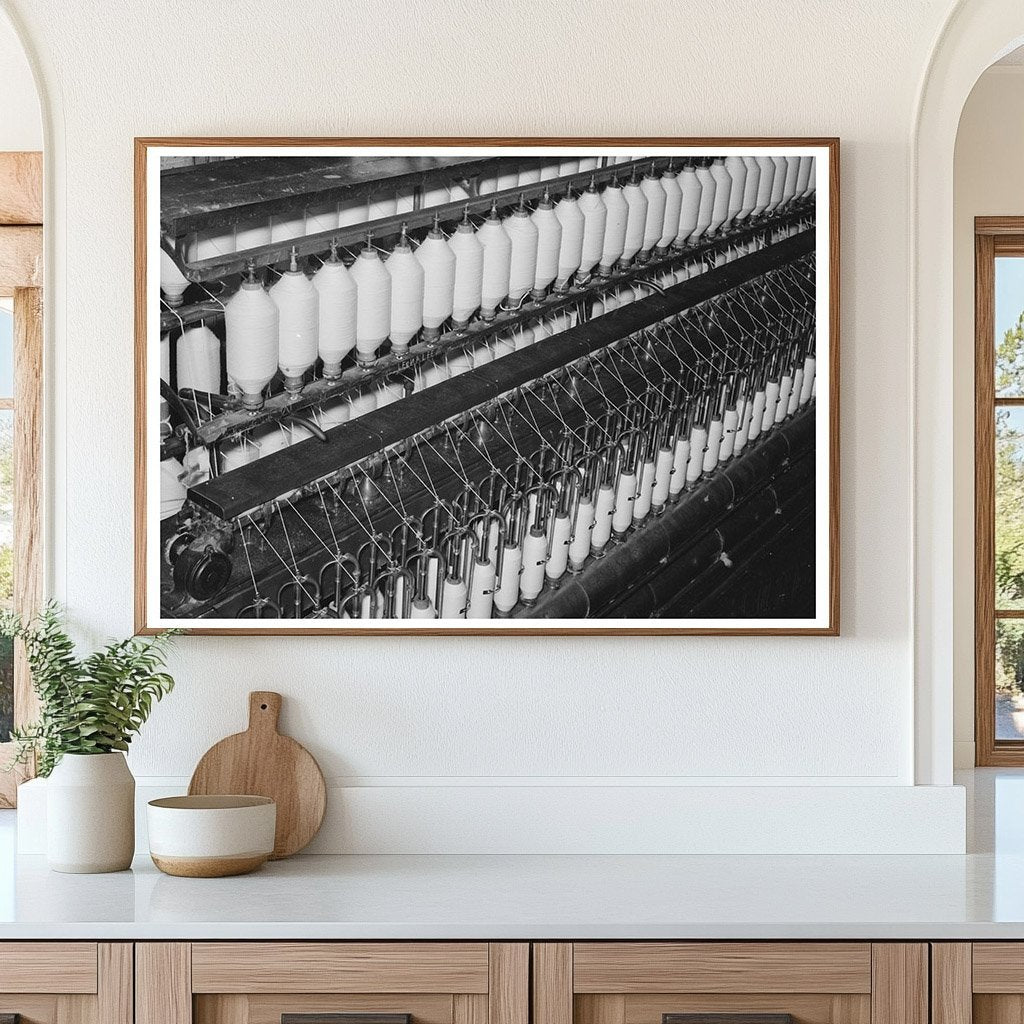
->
[531, 189, 562, 296]
[415, 215, 456, 340]
[312, 246, 358, 378]
[225, 268, 279, 410]
[386, 225, 425, 354]
[349, 236, 392, 364]
[477, 203, 512, 319]
[176, 323, 222, 394]
[449, 209, 484, 325]
[270, 249, 319, 393]
[503, 195, 539, 305]
[554, 190, 585, 290]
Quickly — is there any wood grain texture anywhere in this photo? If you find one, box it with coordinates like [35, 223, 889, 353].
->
[870, 945, 927, 1024]
[195, 995, 248, 1024]
[0, 943, 97, 993]
[976, 230, 999, 765]
[134, 136, 840, 637]
[0, 226, 42, 295]
[191, 942, 488, 994]
[0, 153, 42, 225]
[98, 945, 132, 1024]
[572, 943, 871, 994]
[188, 691, 326, 858]
[931, 945, 971, 1024]
[623, 994, 869, 1024]
[238, 994, 451, 1024]
[971, 943, 1024, 992]
[576, 995, 625, 1024]
[136, 943, 192, 1024]
[488, 944, 528, 1024]
[534, 945, 572, 1024]
[973, 995, 1024, 1024]
[454, 995, 487, 1024]
[0, 998, 58, 1024]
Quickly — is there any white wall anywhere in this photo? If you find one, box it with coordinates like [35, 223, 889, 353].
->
[0, 8, 39, 152]
[0, 0, 972, 851]
[952, 66, 1024, 767]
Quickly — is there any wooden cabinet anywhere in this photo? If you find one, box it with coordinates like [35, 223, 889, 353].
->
[0, 942, 132, 1024]
[136, 944, 528, 1024]
[532, 944, 928, 1024]
[932, 943, 1024, 1024]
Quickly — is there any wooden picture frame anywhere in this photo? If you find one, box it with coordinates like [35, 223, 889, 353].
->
[136, 137, 840, 636]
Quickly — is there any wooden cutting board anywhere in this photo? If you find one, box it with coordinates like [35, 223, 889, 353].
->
[188, 691, 326, 859]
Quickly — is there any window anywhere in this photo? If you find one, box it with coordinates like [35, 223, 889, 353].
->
[976, 221, 1024, 764]
[0, 149, 43, 805]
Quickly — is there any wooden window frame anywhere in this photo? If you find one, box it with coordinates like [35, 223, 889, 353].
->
[0, 151, 43, 806]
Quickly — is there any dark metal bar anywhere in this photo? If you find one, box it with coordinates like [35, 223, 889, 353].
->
[186, 230, 814, 520]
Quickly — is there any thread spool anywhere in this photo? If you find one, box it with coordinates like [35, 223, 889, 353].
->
[313, 243, 358, 378]
[558, 159, 580, 177]
[350, 233, 392, 364]
[782, 156, 801, 205]
[176, 323, 222, 394]
[305, 201, 339, 236]
[160, 458, 187, 520]
[620, 169, 648, 266]
[531, 188, 562, 298]
[478, 202, 512, 319]
[386, 224, 425, 355]
[553, 190, 585, 291]
[416, 214, 456, 341]
[269, 214, 304, 243]
[348, 387, 377, 419]
[769, 155, 788, 211]
[449, 182, 471, 203]
[479, 165, 519, 195]
[421, 184, 449, 208]
[396, 190, 415, 214]
[271, 248, 319, 396]
[225, 265, 279, 410]
[191, 226, 235, 260]
[708, 158, 732, 233]
[692, 160, 716, 240]
[367, 190, 397, 220]
[723, 155, 747, 229]
[598, 177, 628, 274]
[577, 177, 607, 279]
[504, 195, 539, 305]
[316, 398, 351, 429]
[235, 216, 271, 252]
[578, 157, 600, 173]
[796, 155, 814, 196]
[218, 437, 254, 474]
[449, 207, 484, 326]
[513, 325, 535, 350]
[517, 163, 542, 186]
[639, 163, 666, 259]
[739, 156, 760, 220]
[538, 161, 561, 182]
[159, 249, 189, 307]
[657, 164, 682, 253]
[752, 155, 776, 216]
[337, 196, 369, 226]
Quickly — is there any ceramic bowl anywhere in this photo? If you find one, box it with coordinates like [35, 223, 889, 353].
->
[147, 795, 276, 877]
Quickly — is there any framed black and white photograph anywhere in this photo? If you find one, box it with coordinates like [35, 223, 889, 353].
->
[135, 138, 839, 635]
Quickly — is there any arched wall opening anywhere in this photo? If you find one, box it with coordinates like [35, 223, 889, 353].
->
[914, 1, 1024, 784]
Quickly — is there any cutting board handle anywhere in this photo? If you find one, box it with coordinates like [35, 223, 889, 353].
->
[248, 691, 282, 734]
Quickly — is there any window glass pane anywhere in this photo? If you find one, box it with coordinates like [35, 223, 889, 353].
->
[0, 305, 12, 400]
[0, 409, 12, 742]
[996, 257, 1024, 397]
[997, 407, 1024, 610]
[997, 620, 1024, 740]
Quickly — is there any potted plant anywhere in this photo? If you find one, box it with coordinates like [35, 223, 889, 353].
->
[2, 603, 177, 873]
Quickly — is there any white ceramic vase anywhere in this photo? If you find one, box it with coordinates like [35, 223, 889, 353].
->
[46, 752, 135, 873]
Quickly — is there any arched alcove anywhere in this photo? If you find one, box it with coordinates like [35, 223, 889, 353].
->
[913, 2, 1024, 785]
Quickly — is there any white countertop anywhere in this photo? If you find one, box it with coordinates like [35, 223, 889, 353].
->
[0, 849, 1021, 940]
[0, 769, 1021, 941]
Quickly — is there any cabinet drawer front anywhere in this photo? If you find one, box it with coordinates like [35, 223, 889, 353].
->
[192, 943, 491, 994]
[974, 944, 1024, 992]
[572, 944, 872, 994]
[0, 943, 97, 994]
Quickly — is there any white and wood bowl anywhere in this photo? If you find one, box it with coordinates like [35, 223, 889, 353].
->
[147, 795, 276, 877]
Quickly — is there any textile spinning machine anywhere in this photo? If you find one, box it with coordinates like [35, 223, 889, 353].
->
[156, 150, 819, 622]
